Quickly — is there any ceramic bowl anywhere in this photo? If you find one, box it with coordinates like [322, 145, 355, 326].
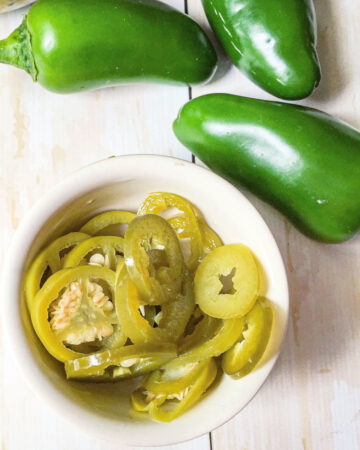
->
[2, 155, 288, 446]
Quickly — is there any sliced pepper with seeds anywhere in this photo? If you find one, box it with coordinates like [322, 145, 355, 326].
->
[63, 235, 124, 270]
[132, 358, 217, 422]
[31, 265, 118, 362]
[24, 232, 90, 310]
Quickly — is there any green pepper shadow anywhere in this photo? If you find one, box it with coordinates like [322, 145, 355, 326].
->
[309, 0, 347, 105]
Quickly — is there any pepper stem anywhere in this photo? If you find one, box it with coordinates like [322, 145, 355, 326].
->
[0, 16, 36, 79]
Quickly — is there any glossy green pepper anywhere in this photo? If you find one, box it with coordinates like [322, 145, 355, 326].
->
[0, 0, 217, 93]
[173, 94, 360, 243]
[202, 0, 320, 100]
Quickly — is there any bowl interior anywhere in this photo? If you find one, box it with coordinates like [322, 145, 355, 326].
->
[7, 156, 288, 446]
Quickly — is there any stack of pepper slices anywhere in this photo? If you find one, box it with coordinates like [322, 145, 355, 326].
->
[25, 192, 273, 422]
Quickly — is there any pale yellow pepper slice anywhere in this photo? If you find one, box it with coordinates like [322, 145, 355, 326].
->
[138, 192, 203, 271]
[222, 298, 273, 377]
[194, 244, 259, 319]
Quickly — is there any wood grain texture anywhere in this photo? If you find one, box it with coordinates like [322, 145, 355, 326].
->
[189, 0, 360, 449]
[0, 2, 209, 450]
[1, 0, 360, 449]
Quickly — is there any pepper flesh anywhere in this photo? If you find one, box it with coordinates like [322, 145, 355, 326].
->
[143, 360, 205, 396]
[24, 232, 89, 310]
[164, 316, 244, 368]
[132, 358, 217, 422]
[116, 264, 194, 344]
[138, 192, 203, 270]
[173, 94, 360, 243]
[124, 214, 184, 304]
[222, 298, 273, 377]
[194, 244, 259, 319]
[31, 266, 116, 362]
[0, 0, 217, 93]
[80, 211, 136, 236]
[65, 343, 177, 380]
[63, 235, 124, 270]
[202, 0, 320, 100]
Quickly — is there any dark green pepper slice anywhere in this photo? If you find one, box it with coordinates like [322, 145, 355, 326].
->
[0, 0, 217, 93]
[173, 94, 360, 243]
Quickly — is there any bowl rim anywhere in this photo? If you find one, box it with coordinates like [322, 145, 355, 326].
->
[1, 154, 289, 446]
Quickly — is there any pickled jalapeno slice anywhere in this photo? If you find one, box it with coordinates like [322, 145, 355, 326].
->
[25, 232, 90, 310]
[138, 192, 203, 271]
[63, 235, 124, 270]
[194, 244, 259, 319]
[115, 263, 194, 344]
[65, 343, 177, 380]
[124, 214, 184, 304]
[80, 210, 136, 236]
[31, 266, 117, 362]
[222, 298, 273, 377]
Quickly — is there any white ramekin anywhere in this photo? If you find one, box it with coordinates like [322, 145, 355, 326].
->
[2, 155, 288, 446]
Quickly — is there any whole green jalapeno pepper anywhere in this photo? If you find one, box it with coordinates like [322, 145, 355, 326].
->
[202, 0, 320, 100]
[0, 0, 217, 93]
[173, 94, 360, 243]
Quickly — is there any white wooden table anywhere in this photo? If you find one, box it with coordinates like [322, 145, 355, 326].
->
[1, 1, 359, 449]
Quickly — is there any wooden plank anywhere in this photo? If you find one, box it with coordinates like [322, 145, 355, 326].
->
[0, 2, 210, 450]
[189, 1, 360, 449]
